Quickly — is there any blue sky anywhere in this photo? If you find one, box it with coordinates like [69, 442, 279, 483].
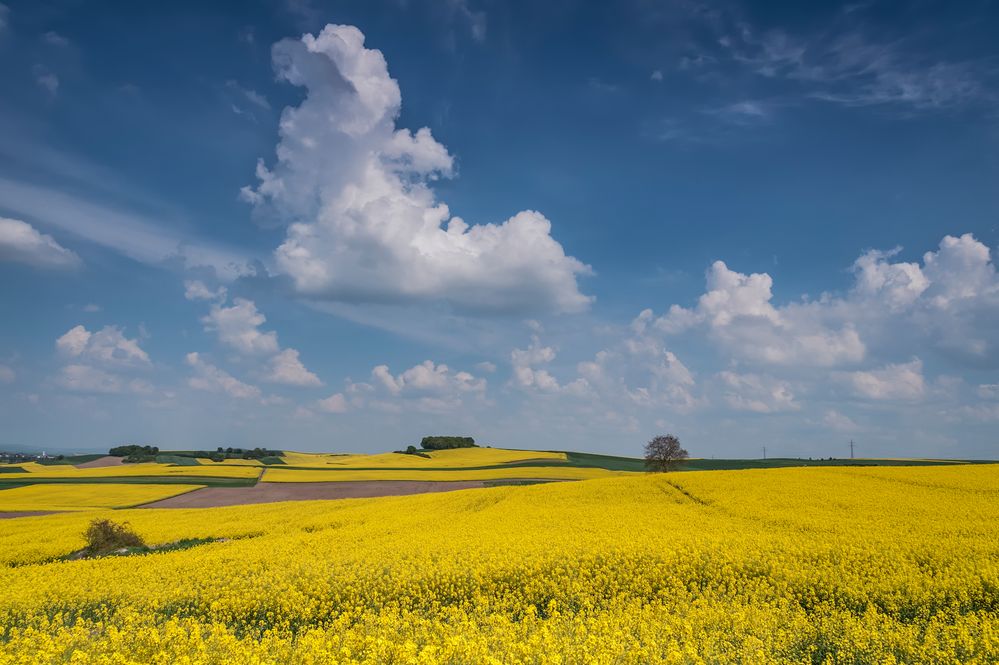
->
[1, 0, 998, 458]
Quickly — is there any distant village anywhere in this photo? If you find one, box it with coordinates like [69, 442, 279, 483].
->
[0, 450, 66, 464]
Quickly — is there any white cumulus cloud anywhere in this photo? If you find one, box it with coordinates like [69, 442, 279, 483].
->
[184, 280, 228, 302]
[840, 359, 926, 401]
[655, 260, 865, 367]
[717, 371, 799, 413]
[55, 325, 149, 366]
[242, 24, 592, 314]
[0, 217, 80, 269]
[267, 348, 323, 387]
[201, 298, 279, 355]
[185, 352, 262, 400]
[316, 392, 348, 413]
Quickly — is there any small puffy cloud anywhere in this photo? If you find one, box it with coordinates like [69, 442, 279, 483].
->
[510, 336, 562, 393]
[185, 352, 261, 400]
[372, 360, 485, 397]
[193, 295, 322, 389]
[651, 69, 663, 81]
[201, 298, 279, 355]
[242, 24, 591, 314]
[840, 359, 926, 401]
[0, 364, 14, 383]
[56, 325, 149, 366]
[82, 303, 102, 313]
[266, 348, 322, 387]
[316, 392, 348, 413]
[475, 361, 497, 373]
[351, 360, 486, 413]
[0, 217, 80, 269]
[184, 280, 227, 302]
[717, 371, 799, 413]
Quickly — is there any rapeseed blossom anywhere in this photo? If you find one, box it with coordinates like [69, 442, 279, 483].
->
[1, 465, 997, 663]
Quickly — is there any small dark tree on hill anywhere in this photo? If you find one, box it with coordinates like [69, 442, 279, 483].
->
[644, 434, 688, 472]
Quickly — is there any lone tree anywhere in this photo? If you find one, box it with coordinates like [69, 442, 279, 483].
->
[644, 434, 688, 472]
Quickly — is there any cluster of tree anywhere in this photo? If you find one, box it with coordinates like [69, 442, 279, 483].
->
[420, 436, 477, 450]
[109, 444, 159, 457]
[110, 444, 160, 463]
[208, 447, 280, 462]
[644, 434, 689, 472]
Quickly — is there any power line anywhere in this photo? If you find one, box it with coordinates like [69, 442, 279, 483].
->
[850, 439, 855, 459]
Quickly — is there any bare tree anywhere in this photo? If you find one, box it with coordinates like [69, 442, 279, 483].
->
[644, 434, 688, 472]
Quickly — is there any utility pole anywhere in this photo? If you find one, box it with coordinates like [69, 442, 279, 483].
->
[850, 439, 855, 459]
[763, 446, 767, 460]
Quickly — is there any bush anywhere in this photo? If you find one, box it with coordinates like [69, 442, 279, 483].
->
[420, 436, 476, 450]
[83, 519, 145, 556]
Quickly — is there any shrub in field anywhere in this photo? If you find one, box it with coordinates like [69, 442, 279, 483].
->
[83, 519, 146, 555]
[420, 436, 477, 450]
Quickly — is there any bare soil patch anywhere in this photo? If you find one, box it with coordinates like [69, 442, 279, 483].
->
[75, 456, 125, 469]
[138, 480, 492, 509]
[0, 511, 61, 519]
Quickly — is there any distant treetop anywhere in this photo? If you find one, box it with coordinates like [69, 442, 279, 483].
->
[420, 436, 477, 450]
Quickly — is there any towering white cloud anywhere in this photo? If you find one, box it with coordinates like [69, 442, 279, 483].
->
[242, 24, 592, 314]
[0, 217, 80, 269]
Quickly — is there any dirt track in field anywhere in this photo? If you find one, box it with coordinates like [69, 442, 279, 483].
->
[75, 456, 125, 468]
[137, 480, 493, 509]
[0, 511, 60, 519]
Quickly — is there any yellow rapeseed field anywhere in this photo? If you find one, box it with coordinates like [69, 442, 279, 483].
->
[262, 465, 623, 482]
[1, 465, 998, 663]
[0, 483, 204, 512]
[14, 462, 260, 480]
[280, 447, 567, 468]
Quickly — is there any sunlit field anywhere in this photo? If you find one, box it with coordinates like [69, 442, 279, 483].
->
[2, 464, 997, 663]
[261, 465, 625, 482]
[0, 483, 203, 512]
